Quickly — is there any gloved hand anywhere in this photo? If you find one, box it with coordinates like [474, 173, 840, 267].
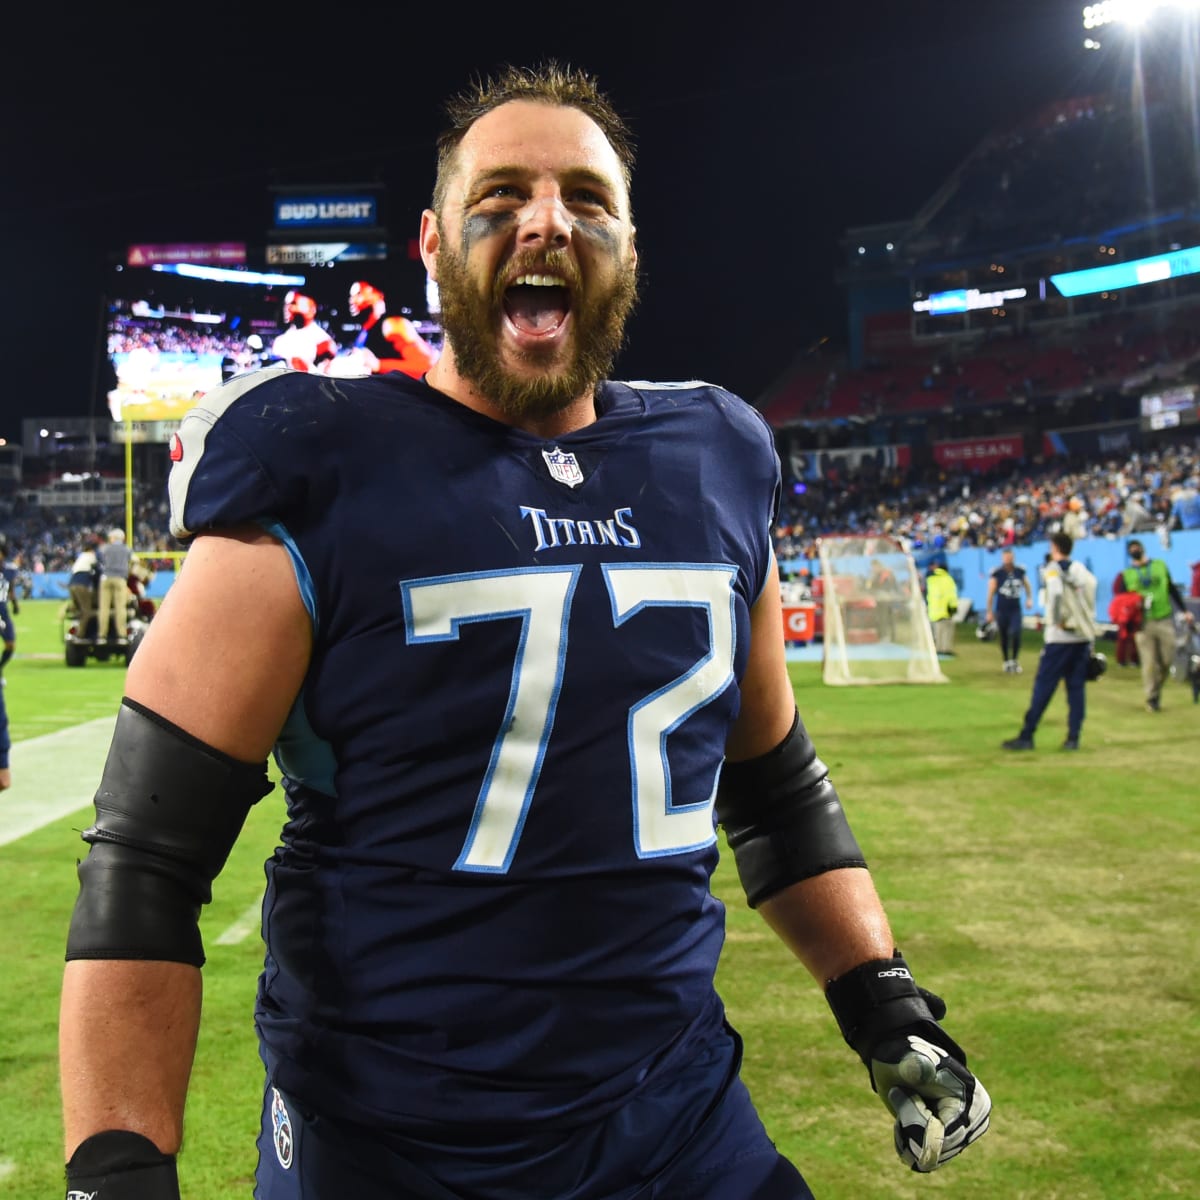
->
[868, 1030, 991, 1171]
[826, 953, 991, 1172]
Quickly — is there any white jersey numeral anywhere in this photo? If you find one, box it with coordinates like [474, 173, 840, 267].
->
[401, 564, 736, 872]
[604, 564, 736, 857]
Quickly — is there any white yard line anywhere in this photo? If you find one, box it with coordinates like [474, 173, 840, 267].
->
[1, 711, 271, 951]
[0, 717, 117, 847]
[1, 715, 269, 946]
[214, 899, 264, 946]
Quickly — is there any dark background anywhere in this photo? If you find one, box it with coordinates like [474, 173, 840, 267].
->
[0, 2, 1121, 440]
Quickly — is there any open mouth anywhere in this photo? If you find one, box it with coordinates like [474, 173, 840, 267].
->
[502, 274, 572, 338]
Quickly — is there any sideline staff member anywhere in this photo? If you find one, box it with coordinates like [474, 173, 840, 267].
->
[926, 555, 959, 655]
[1003, 532, 1097, 751]
[1122, 538, 1196, 712]
[60, 64, 990, 1199]
[96, 528, 133, 644]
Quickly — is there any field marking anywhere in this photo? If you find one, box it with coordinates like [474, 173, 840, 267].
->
[0, 1159, 14, 1181]
[0, 716, 117, 847]
[215, 899, 264, 946]
[2, 710, 268, 948]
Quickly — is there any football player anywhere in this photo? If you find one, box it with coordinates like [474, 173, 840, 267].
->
[269, 291, 337, 372]
[341, 278, 439, 379]
[60, 64, 990, 1199]
[0, 539, 18, 671]
[986, 546, 1033, 672]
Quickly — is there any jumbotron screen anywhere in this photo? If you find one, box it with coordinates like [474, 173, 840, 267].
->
[105, 260, 442, 423]
[1139, 384, 1199, 432]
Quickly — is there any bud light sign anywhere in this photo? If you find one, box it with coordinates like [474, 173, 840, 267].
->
[274, 195, 378, 228]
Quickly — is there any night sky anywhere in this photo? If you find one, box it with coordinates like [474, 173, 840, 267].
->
[0, 2, 1122, 442]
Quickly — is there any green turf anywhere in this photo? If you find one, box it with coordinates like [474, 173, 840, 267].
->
[2, 600, 1197, 1198]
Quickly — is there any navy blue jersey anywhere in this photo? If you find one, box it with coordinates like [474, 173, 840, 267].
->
[168, 368, 781, 1134]
[0, 595, 12, 644]
[990, 565, 1027, 610]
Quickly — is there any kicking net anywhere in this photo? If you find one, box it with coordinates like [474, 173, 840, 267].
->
[816, 536, 948, 685]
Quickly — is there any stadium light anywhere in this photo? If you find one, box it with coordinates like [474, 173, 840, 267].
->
[912, 287, 1028, 314]
[1084, 1, 1200, 30]
[1049, 242, 1200, 295]
[150, 263, 306, 287]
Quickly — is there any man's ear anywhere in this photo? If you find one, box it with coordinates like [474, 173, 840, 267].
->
[419, 210, 441, 282]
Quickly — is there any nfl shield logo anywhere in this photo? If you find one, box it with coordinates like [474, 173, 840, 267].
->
[542, 447, 584, 488]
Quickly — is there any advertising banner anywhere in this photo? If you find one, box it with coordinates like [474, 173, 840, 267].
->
[781, 604, 816, 643]
[932, 435, 1024, 470]
[110, 420, 181, 443]
[788, 443, 911, 482]
[266, 243, 387, 266]
[1042, 420, 1140, 459]
[127, 243, 246, 267]
[273, 195, 379, 228]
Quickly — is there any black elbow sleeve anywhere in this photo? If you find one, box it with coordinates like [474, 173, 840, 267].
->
[66, 698, 274, 966]
[716, 709, 866, 907]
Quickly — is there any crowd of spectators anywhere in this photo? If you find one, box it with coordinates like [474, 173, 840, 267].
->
[4, 440, 1199, 590]
[774, 437, 1200, 566]
[107, 319, 251, 361]
[0, 491, 179, 578]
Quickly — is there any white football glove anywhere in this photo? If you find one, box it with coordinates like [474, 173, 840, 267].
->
[869, 1032, 992, 1172]
[826, 953, 991, 1173]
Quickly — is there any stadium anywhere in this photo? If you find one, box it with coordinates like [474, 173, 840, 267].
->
[1, 9, 1198, 1199]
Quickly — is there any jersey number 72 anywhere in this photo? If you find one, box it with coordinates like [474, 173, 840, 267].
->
[402, 563, 738, 873]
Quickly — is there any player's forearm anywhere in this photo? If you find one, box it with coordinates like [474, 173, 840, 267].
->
[60, 959, 201, 1157]
[756, 866, 894, 985]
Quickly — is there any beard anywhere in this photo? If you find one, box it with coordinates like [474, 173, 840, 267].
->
[435, 241, 639, 423]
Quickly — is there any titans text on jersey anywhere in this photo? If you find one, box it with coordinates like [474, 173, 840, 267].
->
[519, 505, 641, 551]
[167, 367, 781, 1134]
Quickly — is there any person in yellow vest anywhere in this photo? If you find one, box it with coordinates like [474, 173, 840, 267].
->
[926, 556, 959, 656]
[1122, 539, 1196, 712]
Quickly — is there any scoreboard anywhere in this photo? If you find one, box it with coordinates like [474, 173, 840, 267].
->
[1140, 385, 1199, 433]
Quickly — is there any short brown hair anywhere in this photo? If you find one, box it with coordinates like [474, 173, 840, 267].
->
[432, 61, 636, 213]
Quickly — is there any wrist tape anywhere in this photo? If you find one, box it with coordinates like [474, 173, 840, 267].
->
[65, 1130, 179, 1200]
[825, 952, 963, 1069]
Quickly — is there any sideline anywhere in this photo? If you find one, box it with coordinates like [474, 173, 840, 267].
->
[0, 717, 116, 847]
[214, 900, 264, 946]
[0, 714, 267, 946]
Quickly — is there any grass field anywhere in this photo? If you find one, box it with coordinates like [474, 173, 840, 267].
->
[1, 599, 1197, 1198]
